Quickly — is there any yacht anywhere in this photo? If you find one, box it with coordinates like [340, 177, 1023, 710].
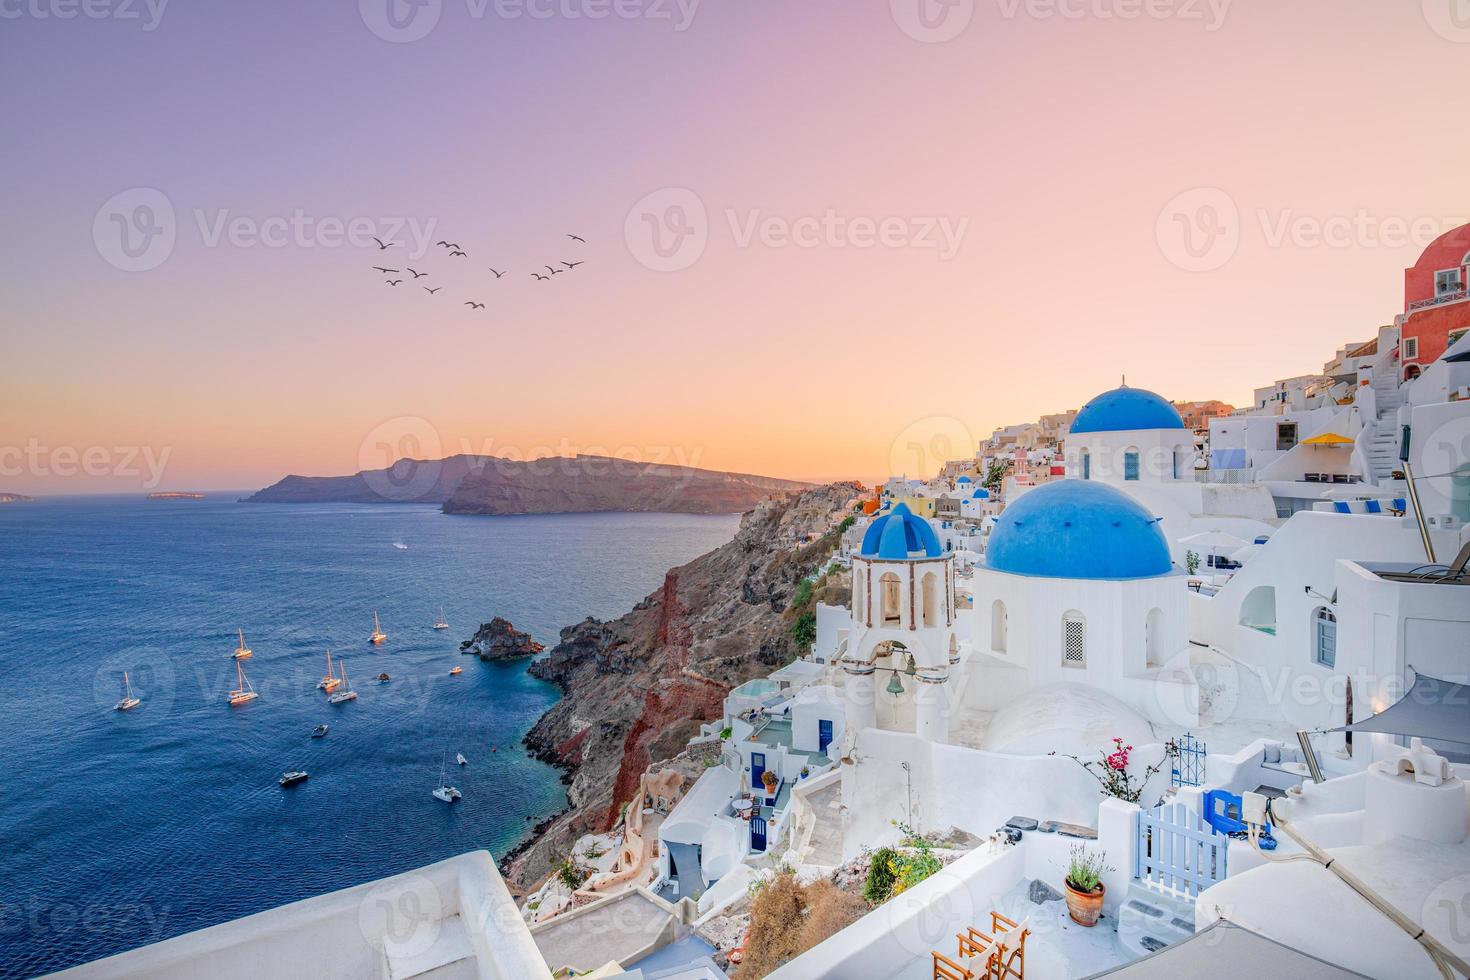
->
[433, 606, 449, 630]
[233, 628, 252, 660]
[448, 665, 463, 676]
[228, 660, 258, 705]
[369, 611, 387, 645]
[114, 671, 141, 711]
[392, 541, 408, 551]
[433, 755, 461, 803]
[311, 724, 328, 738]
[456, 752, 468, 766]
[327, 662, 357, 704]
[317, 649, 340, 692]
[279, 771, 309, 787]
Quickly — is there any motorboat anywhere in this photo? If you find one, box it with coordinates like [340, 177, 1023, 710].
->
[279, 771, 309, 787]
[311, 724, 328, 738]
[456, 752, 468, 766]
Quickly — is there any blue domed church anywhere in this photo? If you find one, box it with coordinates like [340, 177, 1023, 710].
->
[1064, 385, 1199, 485]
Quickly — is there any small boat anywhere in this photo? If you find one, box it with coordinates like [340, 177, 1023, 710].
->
[433, 606, 449, 630]
[233, 627, 252, 660]
[456, 752, 468, 766]
[370, 611, 387, 646]
[448, 665, 463, 676]
[377, 672, 391, 683]
[317, 649, 340, 692]
[392, 541, 408, 551]
[327, 662, 357, 704]
[279, 771, 309, 787]
[228, 659, 258, 705]
[311, 724, 328, 738]
[114, 671, 141, 711]
[432, 753, 461, 803]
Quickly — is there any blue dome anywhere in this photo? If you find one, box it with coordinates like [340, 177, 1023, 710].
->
[859, 502, 943, 560]
[1070, 386, 1184, 434]
[971, 488, 989, 499]
[957, 476, 972, 483]
[985, 481, 1172, 579]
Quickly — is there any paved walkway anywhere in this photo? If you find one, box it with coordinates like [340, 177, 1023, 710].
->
[532, 891, 673, 975]
[805, 781, 845, 866]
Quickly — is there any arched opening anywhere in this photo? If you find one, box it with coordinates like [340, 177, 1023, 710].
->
[1312, 606, 1336, 667]
[991, 599, 1008, 653]
[1145, 607, 1165, 668]
[880, 572, 902, 626]
[1240, 586, 1277, 634]
[1123, 449, 1140, 481]
[948, 634, 959, 663]
[1080, 449, 1091, 480]
[1404, 364, 1422, 381]
[921, 572, 939, 627]
[1062, 611, 1086, 667]
[853, 566, 866, 623]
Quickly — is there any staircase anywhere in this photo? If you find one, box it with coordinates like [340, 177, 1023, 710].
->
[1118, 885, 1197, 957]
[1365, 371, 1403, 485]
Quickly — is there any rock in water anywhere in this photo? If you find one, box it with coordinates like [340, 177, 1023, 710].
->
[460, 617, 545, 661]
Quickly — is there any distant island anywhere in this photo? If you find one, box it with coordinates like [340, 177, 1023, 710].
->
[0, 493, 34, 504]
[147, 492, 206, 500]
[243, 454, 815, 515]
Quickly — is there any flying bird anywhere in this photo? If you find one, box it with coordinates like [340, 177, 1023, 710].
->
[567, 234, 585, 243]
[438, 241, 461, 250]
[464, 301, 485, 309]
[386, 279, 402, 286]
[449, 250, 467, 258]
[407, 268, 428, 279]
[561, 261, 584, 269]
[424, 286, 441, 294]
[532, 273, 549, 281]
[488, 268, 506, 279]
[372, 266, 398, 274]
[545, 265, 563, 275]
[372, 237, 396, 250]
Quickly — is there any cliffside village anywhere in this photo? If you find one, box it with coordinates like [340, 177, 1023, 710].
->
[64, 228, 1470, 979]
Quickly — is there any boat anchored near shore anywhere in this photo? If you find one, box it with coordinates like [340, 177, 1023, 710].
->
[433, 606, 449, 630]
[317, 649, 340, 692]
[369, 611, 386, 646]
[327, 661, 357, 704]
[114, 672, 140, 711]
[233, 628, 252, 660]
[228, 659, 258, 705]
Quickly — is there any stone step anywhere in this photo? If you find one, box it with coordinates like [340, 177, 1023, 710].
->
[1118, 884, 1196, 959]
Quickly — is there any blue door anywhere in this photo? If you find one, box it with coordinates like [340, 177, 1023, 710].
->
[750, 752, 765, 792]
[818, 720, 833, 755]
[750, 811, 767, 852]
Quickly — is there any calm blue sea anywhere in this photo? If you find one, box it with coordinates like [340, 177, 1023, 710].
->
[0, 496, 738, 977]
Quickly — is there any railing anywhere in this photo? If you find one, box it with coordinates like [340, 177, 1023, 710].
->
[1195, 468, 1255, 484]
[1407, 288, 1468, 313]
[1171, 733, 1207, 788]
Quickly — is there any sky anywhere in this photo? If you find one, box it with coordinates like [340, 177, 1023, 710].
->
[3, 0, 1470, 493]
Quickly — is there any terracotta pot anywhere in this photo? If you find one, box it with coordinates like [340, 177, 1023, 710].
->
[1064, 880, 1105, 926]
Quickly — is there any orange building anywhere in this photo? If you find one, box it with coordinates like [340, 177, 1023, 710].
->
[1399, 223, 1470, 379]
[1172, 400, 1234, 432]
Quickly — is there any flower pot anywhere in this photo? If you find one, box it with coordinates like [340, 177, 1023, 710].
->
[1064, 880, 1105, 926]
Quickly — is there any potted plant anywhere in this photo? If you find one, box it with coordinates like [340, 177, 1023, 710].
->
[799, 766, 810, 779]
[1063, 845, 1110, 927]
[761, 770, 778, 798]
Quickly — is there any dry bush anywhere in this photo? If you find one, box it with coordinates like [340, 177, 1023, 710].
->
[736, 872, 869, 979]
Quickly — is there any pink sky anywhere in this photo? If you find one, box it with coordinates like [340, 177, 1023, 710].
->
[4, 0, 1469, 493]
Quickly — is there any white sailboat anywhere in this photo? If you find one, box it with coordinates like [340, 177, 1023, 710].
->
[433, 606, 449, 630]
[233, 627, 252, 660]
[114, 671, 140, 711]
[327, 660, 357, 703]
[317, 649, 340, 692]
[228, 659, 258, 705]
[369, 611, 387, 645]
[432, 752, 461, 803]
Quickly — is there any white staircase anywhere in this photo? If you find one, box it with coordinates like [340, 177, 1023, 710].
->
[1118, 884, 1196, 957]
[1366, 372, 1403, 485]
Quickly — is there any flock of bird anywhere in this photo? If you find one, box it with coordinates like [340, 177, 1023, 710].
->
[367, 234, 587, 311]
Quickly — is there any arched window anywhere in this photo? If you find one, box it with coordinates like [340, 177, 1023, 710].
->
[1313, 607, 1336, 667]
[1062, 611, 1086, 668]
[1080, 449, 1091, 480]
[991, 599, 1008, 653]
[1123, 449, 1140, 481]
[1145, 608, 1165, 667]
[1240, 586, 1277, 634]
[853, 567, 866, 622]
[880, 572, 902, 625]
[921, 572, 939, 628]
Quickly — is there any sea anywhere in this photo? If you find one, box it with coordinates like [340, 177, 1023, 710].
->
[0, 495, 740, 977]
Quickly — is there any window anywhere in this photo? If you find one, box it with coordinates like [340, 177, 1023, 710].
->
[921, 572, 939, 628]
[880, 572, 902, 625]
[1403, 336, 1419, 360]
[1146, 608, 1165, 668]
[1123, 450, 1140, 481]
[1062, 612, 1086, 668]
[1080, 449, 1090, 480]
[1276, 422, 1297, 451]
[991, 599, 1008, 653]
[1240, 586, 1277, 635]
[1435, 269, 1463, 296]
[853, 567, 866, 622]
[1313, 607, 1337, 667]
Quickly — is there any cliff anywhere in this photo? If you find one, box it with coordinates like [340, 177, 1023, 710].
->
[501, 481, 860, 892]
[243, 454, 814, 514]
[0, 493, 35, 504]
[460, 618, 544, 661]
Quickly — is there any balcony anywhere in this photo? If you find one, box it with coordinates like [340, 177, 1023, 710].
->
[1406, 288, 1468, 313]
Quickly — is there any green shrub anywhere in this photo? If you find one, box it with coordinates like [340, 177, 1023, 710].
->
[863, 847, 899, 903]
[790, 610, 817, 648]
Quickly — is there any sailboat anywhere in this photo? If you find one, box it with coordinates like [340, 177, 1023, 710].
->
[114, 671, 140, 711]
[317, 649, 341, 692]
[327, 660, 357, 704]
[233, 628, 252, 660]
[369, 611, 387, 645]
[432, 752, 461, 803]
[433, 606, 449, 630]
[228, 659, 258, 705]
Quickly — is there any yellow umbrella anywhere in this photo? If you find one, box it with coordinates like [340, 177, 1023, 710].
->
[1302, 432, 1353, 446]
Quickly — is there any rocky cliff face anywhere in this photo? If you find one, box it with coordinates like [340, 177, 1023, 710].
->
[460, 617, 545, 661]
[502, 481, 860, 892]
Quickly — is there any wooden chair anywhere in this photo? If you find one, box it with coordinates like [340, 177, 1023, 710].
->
[931, 911, 1028, 980]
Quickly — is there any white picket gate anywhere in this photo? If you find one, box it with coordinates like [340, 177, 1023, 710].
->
[1135, 801, 1228, 897]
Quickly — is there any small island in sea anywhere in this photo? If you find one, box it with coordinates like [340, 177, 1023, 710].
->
[0, 492, 35, 504]
[147, 491, 206, 500]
